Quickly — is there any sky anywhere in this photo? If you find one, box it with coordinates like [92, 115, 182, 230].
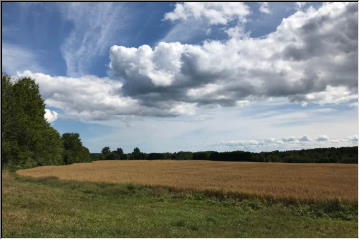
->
[2, 2, 358, 153]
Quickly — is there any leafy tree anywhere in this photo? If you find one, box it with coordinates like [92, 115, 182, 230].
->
[102, 146, 111, 156]
[90, 153, 102, 161]
[99, 147, 126, 160]
[2, 74, 13, 166]
[115, 148, 124, 155]
[173, 151, 193, 160]
[142, 147, 357, 163]
[62, 133, 90, 164]
[2, 75, 63, 169]
[115, 148, 124, 159]
[35, 127, 64, 166]
[131, 147, 143, 160]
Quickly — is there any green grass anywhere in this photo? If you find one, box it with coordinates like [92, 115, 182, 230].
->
[2, 171, 358, 238]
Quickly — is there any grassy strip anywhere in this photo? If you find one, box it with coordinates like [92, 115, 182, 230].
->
[13, 173, 357, 220]
[2, 171, 358, 237]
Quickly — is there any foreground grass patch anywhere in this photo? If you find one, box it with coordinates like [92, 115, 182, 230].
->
[2, 171, 358, 238]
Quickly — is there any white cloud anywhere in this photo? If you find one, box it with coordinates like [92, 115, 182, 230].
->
[187, 83, 222, 98]
[161, 2, 251, 43]
[110, 43, 184, 87]
[222, 134, 357, 152]
[291, 86, 358, 105]
[259, 2, 271, 14]
[279, 136, 311, 143]
[299, 136, 311, 142]
[15, 71, 199, 121]
[343, 135, 358, 143]
[282, 137, 297, 142]
[110, 2, 357, 111]
[225, 25, 249, 39]
[235, 100, 250, 108]
[164, 2, 250, 25]
[16, 71, 140, 120]
[44, 109, 58, 123]
[316, 135, 329, 142]
[169, 102, 197, 116]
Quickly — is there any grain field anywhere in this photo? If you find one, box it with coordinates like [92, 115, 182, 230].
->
[17, 160, 357, 202]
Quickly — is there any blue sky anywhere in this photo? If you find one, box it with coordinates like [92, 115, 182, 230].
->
[3, 2, 358, 153]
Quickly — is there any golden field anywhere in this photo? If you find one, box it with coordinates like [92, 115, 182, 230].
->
[17, 160, 357, 202]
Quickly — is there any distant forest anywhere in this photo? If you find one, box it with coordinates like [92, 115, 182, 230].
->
[2, 74, 90, 169]
[93, 146, 358, 164]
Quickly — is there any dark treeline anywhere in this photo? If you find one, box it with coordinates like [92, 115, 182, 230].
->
[94, 146, 358, 164]
[2, 74, 90, 169]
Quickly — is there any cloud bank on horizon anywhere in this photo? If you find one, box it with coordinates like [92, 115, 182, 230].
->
[3, 2, 358, 152]
[221, 135, 358, 152]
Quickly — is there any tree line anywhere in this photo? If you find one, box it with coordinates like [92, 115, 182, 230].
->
[2, 74, 90, 169]
[95, 146, 357, 164]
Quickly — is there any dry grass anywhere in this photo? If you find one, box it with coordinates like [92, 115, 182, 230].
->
[17, 160, 357, 202]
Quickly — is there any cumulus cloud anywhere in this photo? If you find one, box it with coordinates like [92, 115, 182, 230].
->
[282, 137, 297, 142]
[110, 2, 358, 112]
[15, 71, 200, 120]
[164, 2, 250, 25]
[259, 2, 271, 14]
[280, 136, 311, 143]
[110, 43, 183, 87]
[13, 3, 358, 122]
[222, 135, 357, 152]
[161, 2, 250, 43]
[299, 136, 311, 142]
[316, 135, 329, 142]
[44, 109, 58, 123]
[16, 71, 139, 120]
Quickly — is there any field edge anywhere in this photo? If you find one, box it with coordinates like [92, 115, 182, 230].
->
[9, 171, 358, 221]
